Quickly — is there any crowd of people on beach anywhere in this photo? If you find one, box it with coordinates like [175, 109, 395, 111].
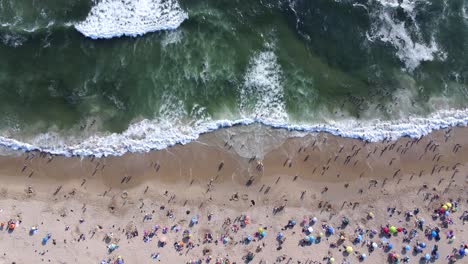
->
[3, 196, 465, 264]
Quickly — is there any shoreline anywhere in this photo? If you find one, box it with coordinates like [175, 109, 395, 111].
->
[0, 125, 466, 263]
[1, 107, 468, 157]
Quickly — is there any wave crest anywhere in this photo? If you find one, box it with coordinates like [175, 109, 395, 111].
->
[75, 0, 188, 39]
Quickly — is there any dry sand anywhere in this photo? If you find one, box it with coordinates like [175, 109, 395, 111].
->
[0, 125, 466, 264]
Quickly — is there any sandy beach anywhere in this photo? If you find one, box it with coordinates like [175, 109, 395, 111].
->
[0, 125, 466, 264]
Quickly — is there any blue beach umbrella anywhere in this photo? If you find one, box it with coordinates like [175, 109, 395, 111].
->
[327, 226, 335, 234]
[387, 243, 393, 250]
[277, 232, 284, 240]
[309, 235, 315, 243]
[424, 254, 430, 260]
[356, 234, 362, 242]
[431, 230, 437, 237]
[420, 242, 426, 248]
[404, 245, 411, 251]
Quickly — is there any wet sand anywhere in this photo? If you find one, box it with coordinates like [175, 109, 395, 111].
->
[0, 125, 466, 263]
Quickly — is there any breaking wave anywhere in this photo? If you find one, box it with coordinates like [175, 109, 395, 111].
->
[366, 0, 445, 70]
[74, 0, 188, 39]
[0, 108, 467, 157]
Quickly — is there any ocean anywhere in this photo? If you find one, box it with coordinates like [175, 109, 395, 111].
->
[0, 0, 467, 156]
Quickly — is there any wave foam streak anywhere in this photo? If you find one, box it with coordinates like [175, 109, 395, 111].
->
[240, 51, 288, 122]
[75, 0, 188, 39]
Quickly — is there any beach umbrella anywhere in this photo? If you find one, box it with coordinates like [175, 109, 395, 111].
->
[356, 234, 362, 242]
[327, 226, 335, 234]
[329, 257, 335, 263]
[431, 230, 437, 237]
[420, 242, 426, 248]
[346, 246, 353, 253]
[223, 237, 229, 244]
[277, 232, 284, 240]
[307, 227, 313, 233]
[404, 245, 411, 251]
[312, 217, 318, 223]
[397, 227, 403, 232]
[424, 254, 430, 260]
[304, 236, 310, 242]
[372, 242, 378, 248]
[309, 235, 315, 242]
[389, 226, 397, 234]
[368, 212, 374, 218]
[415, 246, 422, 252]
[387, 243, 393, 250]
[261, 231, 266, 237]
[258, 227, 264, 233]
[246, 235, 252, 241]
[459, 248, 466, 256]
[446, 202, 452, 208]
[442, 205, 448, 211]
[383, 227, 389, 234]
[318, 232, 324, 238]
[361, 253, 367, 259]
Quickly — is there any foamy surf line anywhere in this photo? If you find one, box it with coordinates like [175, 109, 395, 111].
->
[74, 0, 188, 39]
[1, 109, 468, 157]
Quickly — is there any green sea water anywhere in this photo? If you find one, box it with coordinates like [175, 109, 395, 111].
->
[0, 0, 467, 155]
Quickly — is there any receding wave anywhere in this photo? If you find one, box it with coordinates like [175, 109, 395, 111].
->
[74, 0, 188, 39]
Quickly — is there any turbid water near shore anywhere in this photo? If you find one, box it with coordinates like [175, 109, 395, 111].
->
[0, 126, 466, 263]
[1, 0, 468, 156]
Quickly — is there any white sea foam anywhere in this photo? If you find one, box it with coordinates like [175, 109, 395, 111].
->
[367, 0, 445, 70]
[1, 107, 468, 157]
[75, 0, 188, 39]
[240, 50, 288, 122]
